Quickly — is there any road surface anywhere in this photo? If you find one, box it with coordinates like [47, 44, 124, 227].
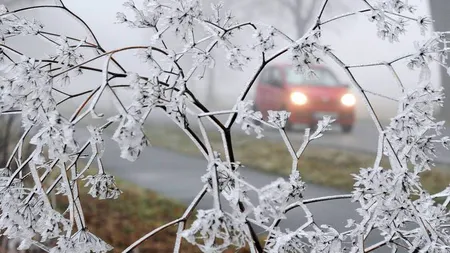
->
[73, 129, 387, 251]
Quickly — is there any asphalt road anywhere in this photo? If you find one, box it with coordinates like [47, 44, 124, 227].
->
[73, 129, 386, 251]
[94, 131, 356, 228]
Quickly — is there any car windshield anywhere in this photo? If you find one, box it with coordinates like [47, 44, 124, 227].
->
[286, 67, 342, 86]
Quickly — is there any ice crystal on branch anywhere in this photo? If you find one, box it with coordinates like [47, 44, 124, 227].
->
[254, 172, 305, 224]
[267, 110, 291, 129]
[30, 111, 77, 162]
[352, 166, 450, 252]
[117, 0, 163, 28]
[0, 6, 43, 38]
[111, 114, 149, 161]
[165, 88, 189, 127]
[83, 174, 122, 200]
[225, 47, 251, 71]
[385, 83, 446, 169]
[310, 115, 336, 140]
[251, 26, 276, 53]
[368, 0, 414, 42]
[181, 209, 250, 252]
[125, 72, 160, 120]
[51, 36, 85, 67]
[407, 34, 449, 81]
[50, 229, 113, 253]
[352, 80, 450, 250]
[87, 125, 105, 156]
[201, 152, 249, 206]
[0, 0, 450, 252]
[235, 101, 263, 138]
[290, 29, 327, 76]
[0, 187, 71, 250]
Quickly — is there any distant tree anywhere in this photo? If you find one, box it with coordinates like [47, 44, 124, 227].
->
[429, 1, 450, 120]
[232, 0, 346, 38]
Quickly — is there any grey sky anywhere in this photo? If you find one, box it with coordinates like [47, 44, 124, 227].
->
[15, 0, 442, 120]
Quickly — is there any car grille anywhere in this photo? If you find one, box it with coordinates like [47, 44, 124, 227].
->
[310, 98, 340, 106]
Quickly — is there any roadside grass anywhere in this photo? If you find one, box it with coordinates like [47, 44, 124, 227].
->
[55, 174, 257, 253]
[142, 124, 450, 195]
[55, 176, 192, 252]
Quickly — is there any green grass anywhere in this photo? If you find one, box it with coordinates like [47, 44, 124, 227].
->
[142, 124, 450, 194]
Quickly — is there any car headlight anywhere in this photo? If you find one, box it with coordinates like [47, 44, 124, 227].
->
[290, 92, 308, 105]
[341, 93, 356, 106]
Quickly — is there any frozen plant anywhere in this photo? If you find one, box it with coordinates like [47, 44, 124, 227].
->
[0, 0, 449, 252]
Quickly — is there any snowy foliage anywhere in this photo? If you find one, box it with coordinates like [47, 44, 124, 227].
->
[0, 0, 449, 252]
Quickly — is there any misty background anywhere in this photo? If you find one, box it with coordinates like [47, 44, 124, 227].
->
[5, 0, 445, 121]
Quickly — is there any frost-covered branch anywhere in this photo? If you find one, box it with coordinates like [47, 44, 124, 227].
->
[0, 0, 449, 252]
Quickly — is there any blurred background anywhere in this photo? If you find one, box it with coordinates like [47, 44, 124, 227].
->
[1, 0, 450, 252]
[5, 0, 448, 120]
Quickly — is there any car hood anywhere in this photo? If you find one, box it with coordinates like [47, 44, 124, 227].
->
[287, 85, 350, 101]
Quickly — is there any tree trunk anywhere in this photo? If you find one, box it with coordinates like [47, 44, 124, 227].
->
[1, 115, 15, 166]
[205, 67, 215, 108]
[292, 0, 321, 39]
[294, 15, 308, 39]
[429, 1, 450, 120]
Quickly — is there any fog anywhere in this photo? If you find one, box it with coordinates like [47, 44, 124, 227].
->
[8, 0, 442, 121]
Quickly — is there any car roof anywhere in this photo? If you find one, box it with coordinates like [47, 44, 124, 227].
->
[269, 63, 330, 71]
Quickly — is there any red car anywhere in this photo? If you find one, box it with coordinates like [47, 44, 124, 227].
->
[253, 64, 356, 133]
